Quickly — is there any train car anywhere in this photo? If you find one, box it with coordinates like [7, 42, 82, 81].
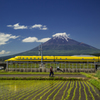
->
[98, 56, 100, 62]
[5, 57, 16, 62]
[5, 56, 99, 63]
[55, 56, 99, 62]
[43, 56, 55, 62]
[14, 56, 41, 62]
[6, 56, 55, 62]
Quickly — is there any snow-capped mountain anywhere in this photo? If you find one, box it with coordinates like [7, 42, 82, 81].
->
[42, 33, 92, 48]
[29, 33, 100, 55]
[3, 33, 100, 57]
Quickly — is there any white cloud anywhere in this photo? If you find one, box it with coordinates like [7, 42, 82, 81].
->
[7, 23, 48, 30]
[30, 24, 48, 30]
[0, 50, 10, 55]
[31, 24, 42, 29]
[22, 37, 50, 43]
[7, 23, 28, 30]
[41, 27, 48, 30]
[22, 37, 38, 42]
[38, 38, 51, 42]
[0, 32, 19, 45]
[7, 25, 12, 27]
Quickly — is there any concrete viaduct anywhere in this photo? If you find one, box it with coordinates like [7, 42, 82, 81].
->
[0, 62, 100, 72]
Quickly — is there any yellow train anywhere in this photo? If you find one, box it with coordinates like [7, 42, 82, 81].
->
[5, 56, 100, 62]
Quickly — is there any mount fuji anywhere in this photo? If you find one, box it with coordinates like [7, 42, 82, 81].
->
[21, 33, 100, 56]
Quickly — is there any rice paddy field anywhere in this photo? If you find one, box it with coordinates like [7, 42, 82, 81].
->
[0, 80, 100, 100]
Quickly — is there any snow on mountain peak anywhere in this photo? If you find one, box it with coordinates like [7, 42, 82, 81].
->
[52, 32, 70, 41]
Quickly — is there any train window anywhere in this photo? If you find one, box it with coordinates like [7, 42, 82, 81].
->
[93, 58, 95, 60]
[34, 58, 36, 59]
[38, 58, 39, 59]
[82, 58, 84, 60]
[66, 58, 67, 59]
[26, 58, 28, 59]
[45, 58, 47, 59]
[30, 58, 32, 59]
[22, 58, 24, 59]
[60, 58, 62, 59]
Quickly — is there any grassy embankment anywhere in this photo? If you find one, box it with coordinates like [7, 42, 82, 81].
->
[0, 70, 81, 75]
[81, 70, 100, 90]
[0, 77, 87, 81]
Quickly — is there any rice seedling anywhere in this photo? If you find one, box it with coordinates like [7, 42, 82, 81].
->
[61, 81, 70, 100]
[84, 81, 95, 100]
[46, 81, 64, 100]
[81, 81, 88, 100]
[79, 81, 81, 100]
[64, 81, 74, 100]
[71, 81, 77, 100]
[53, 81, 66, 100]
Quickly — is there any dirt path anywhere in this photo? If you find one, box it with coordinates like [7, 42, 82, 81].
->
[0, 74, 86, 78]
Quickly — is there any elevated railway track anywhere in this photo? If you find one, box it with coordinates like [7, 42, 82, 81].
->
[1, 61, 100, 72]
[2, 55, 100, 72]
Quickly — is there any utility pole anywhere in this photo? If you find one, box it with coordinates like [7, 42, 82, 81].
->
[41, 43, 43, 66]
[38, 43, 43, 67]
[38, 45, 41, 56]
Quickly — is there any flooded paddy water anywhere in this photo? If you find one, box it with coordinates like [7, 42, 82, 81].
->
[0, 80, 100, 100]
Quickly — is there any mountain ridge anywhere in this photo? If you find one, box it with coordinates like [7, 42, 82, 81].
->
[26, 33, 100, 56]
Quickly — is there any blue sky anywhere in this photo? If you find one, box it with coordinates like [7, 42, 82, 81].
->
[0, 0, 100, 56]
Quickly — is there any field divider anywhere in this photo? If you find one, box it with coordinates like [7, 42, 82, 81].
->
[46, 81, 64, 100]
